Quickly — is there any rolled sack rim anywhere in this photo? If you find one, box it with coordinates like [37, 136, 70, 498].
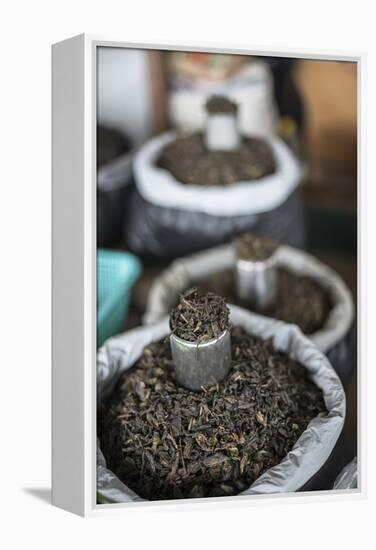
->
[97, 306, 345, 503]
[133, 131, 302, 217]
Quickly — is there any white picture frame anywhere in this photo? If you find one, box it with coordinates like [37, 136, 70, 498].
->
[52, 33, 364, 517]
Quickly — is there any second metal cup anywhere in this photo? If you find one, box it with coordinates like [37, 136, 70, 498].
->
[234, 253, 278, 309]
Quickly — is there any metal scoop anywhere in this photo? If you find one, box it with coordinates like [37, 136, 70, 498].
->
[235, 252, 278, 309]
[170, 329, 232, 391]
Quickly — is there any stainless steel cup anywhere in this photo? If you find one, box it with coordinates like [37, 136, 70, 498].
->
[170, 329, 232, 391]
[234, 253, 278, 309]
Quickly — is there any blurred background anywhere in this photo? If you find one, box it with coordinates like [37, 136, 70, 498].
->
[97, 49, 356, 254]
[96, 48, 357, 472]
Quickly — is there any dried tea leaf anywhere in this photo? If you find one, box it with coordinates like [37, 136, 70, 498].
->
[240, 452, 249, 475]
[256, 411, 267, 427]
[170, 288, 229, 342]
[234, 233, 277, 261]
[157, 133, 276, 187]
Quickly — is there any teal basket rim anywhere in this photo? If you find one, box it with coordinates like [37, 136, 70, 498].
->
[97, 250, 141, 303]
[97, 248, 142, 346]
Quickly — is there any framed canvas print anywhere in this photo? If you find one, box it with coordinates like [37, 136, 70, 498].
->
[52, 34, 363, 517]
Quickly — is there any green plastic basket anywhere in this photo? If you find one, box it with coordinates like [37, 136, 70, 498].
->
[97, 249, 142, 348]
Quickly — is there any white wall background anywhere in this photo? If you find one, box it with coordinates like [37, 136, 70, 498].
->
[97, 47, 152, 145]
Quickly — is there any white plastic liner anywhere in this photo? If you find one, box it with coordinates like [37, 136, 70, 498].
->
[133, 132, 301, 217]
[333, 457, 358, 490]
[97, 306, 345, 503]
[145, 244, 354, 356]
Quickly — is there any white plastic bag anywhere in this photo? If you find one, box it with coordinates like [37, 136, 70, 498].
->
[168, 63, 278, 136]
[97, 306, 345, 503]
[126, 131, 303, 258]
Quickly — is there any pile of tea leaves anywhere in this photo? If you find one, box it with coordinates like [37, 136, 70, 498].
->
[234, 233, 278, 261]
[170, 287, 229, 343]
[206, 95, 238, 114]
[98, 326, 326, 500]
[198, 268, 332, 335]
[156, 132, 276, 186]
